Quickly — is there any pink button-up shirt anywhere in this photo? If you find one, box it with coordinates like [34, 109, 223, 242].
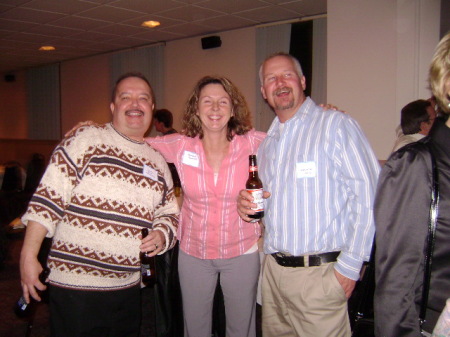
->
[147, 129, 266, 259]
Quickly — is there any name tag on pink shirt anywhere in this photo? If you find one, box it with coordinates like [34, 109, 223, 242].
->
[182, 151, 199, 167]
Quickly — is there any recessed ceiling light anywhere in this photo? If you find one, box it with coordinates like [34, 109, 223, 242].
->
[39, 46, 56, 51]
[141, 20, 160, 28]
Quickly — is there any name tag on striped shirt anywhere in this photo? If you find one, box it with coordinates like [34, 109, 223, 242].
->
[182, 151, 199, 167]
[296, 161, 316, 178]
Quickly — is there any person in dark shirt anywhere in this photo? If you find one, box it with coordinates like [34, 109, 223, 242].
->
[154, 109, 178, 135]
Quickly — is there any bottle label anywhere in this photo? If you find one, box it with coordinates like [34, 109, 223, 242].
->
[247, 188, 264, 212]
[249, 165, 258, 172]
[18, 297, 28, 310]
[141, 265, 151, 277]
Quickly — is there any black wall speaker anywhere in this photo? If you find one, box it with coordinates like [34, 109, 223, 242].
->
[201, 36, 222, 49]
[4, 74, 15, 82]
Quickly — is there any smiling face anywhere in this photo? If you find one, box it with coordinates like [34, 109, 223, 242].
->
[261, 55, 306, 122]
[110, 76, 154, 141]
[196, 83, 232, 136]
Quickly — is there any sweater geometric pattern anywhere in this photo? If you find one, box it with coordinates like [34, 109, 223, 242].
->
[22, 123, 179, 291]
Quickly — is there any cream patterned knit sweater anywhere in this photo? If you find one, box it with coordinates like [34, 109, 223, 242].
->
[22, 123, 179, 291]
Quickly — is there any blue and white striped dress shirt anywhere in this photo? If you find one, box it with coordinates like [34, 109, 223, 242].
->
[258, 97, 380, 280]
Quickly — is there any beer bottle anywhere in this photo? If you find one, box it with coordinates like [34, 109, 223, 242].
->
[14, 267, 50, 317]
[140, 228, 156, 286]
[246, 155, 264, 222]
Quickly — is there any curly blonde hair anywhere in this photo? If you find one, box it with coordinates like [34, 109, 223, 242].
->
[182, 76, 252, 141]
[429, 32, 450, 114]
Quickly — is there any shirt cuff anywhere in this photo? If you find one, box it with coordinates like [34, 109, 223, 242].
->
[334, 252, 364, 281]
[22, 214, 55, 238]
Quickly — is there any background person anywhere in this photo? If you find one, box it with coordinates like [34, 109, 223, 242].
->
[391, 99, 436, 152]
[19, 73, 179, 337]
[374, 32, 450, 336]
[153, 108, 181, 197]
[238, 52, 380, 337]
[153, 108, 178, 135]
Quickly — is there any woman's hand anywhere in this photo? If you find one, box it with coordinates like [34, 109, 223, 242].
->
[319, 103, 347, 114]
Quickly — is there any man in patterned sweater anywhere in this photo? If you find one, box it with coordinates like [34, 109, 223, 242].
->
[19, 73, 179, 337]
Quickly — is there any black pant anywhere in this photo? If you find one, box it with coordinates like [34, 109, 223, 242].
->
[49, 284, 141, 337]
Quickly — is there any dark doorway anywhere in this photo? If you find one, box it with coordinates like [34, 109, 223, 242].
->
[290, 21, 313, 98]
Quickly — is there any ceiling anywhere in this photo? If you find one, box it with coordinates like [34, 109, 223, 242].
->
[0, 0, 326, 74]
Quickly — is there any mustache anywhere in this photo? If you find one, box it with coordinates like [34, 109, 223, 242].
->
[125, 109, 144, 114]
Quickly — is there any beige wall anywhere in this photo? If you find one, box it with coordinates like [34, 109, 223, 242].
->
[164, 27, 257, 133]
[60, 54, 111, 135]
[0, 71, 28, 139]
[327, 0, 440, 159]
[0, 0, 442, 161]
[58, 26, 257, 138]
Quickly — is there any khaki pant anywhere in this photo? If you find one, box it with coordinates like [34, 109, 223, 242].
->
[262, 254, 351, 337]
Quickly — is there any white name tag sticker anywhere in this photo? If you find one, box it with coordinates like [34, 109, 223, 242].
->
[296, 161, 317, 178]
[182, 151, 200, 167]
[143, 165, 158, 181]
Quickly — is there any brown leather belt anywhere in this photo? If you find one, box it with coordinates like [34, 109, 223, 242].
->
[271, 251, 340, 267]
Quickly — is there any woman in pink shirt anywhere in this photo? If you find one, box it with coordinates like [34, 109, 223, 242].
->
[148, 75, 266, 337]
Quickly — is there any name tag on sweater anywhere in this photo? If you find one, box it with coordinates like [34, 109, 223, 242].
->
[143, 165, 158, 181]
[182, 151, 199, 167]
[296, 161, 316, 178]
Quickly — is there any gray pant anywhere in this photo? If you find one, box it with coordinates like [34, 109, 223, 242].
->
[178, 249, 260, 337]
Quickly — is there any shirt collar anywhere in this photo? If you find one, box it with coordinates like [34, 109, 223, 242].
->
[267, 97, 314, 139]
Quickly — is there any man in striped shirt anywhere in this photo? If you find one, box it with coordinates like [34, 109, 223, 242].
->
[238, 53, 380, 337]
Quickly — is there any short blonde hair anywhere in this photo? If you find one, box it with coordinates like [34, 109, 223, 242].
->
[429, 32, 450, 114]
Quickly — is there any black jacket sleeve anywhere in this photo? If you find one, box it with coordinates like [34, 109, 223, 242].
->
[374, 143, 433, 337]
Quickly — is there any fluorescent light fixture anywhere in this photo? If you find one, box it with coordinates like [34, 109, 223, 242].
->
[141, 20, 160, 28]
[39, 46, 55, 51]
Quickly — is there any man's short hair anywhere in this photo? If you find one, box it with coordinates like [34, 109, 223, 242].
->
[259, 52, 304, 85]
[154, 109, 173, 128]
[400, 99, 432, 135]
[111, 72, 154, 103]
